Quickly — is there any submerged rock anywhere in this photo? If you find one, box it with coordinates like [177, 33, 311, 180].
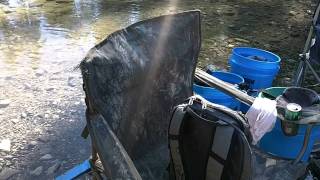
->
[0, 168, 19, 179]
[35, 69, 47, 77]
[4, 9, 13, 14]
[23, 83, 32, 90]
[46, 161, 61, 174]
[40, 154, 53, 160]
[21, 112, 27, 119]
[289, 10, 297, 16]
[46, 87, 54, 91]
[0, 99, 11, 108]
[56, 0, 72, 3]
[30, 166, 43, 176]
[28, 141, 38, 149]
[234, 37, 250, 43]
[0, 139, 11, 152]
[11, 119, 19, 124]
[290, 31, 300, 37]
[223, 11, 235, 16]
[67, 76, 77, 87]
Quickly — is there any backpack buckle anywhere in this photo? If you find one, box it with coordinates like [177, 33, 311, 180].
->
[188, 95, 208, 110]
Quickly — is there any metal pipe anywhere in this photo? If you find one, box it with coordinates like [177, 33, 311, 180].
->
[195, 68, 292, 121]
[293, 1, 320, 86]
[195, 68, 255, 106]
[195, 68, 320, 164]
[294, 59, 306, 87]
[306, 59, 320, 83]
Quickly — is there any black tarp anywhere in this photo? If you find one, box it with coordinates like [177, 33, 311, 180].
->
[80, 11, 201, 178]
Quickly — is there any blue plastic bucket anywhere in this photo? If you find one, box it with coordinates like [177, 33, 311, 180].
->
[193, 71, 244, 110]
[229, 47, 281, 90]
[257, 87, 320, 162]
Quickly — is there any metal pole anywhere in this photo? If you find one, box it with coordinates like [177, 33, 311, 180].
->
[195, 68, 287, 122]
[195, 68, 255, 106]
[306, 59, 320, 83]
[294, 2, 320, 86]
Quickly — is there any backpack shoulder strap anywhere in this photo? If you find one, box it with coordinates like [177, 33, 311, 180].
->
[169, 104, 187, 180]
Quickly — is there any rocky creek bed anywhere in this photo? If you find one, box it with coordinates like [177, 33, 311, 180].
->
[0, 0, 319, 179]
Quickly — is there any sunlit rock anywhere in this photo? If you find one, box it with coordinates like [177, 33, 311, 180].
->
[0, 99, 11, 108]
[40, 154, 53, 160]
[30, 166, 43, 176]
[0, 139, 11, 152]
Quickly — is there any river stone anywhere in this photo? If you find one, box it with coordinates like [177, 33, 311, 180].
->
[0, 168, 19, 179]
[0, 99, 10, 108]
[223, 11, 235, 16]
[234, 38, 250, 43]
[4, 9, 13, 14]
[21, 112, 27, 118]
[289, 10, 297, 16]
[28, 141, 38, 149]
[290, 31, 300, 37]
[4, 155, 13, 159]
[30, 166, 43, 176]
[46, 87, 54, 91]
[11, 119, 19, 124]
[46, 161, 61, 174]
[43, 113, 49, 118]
[52, 114, 59, 119]
[40, 154, 53, 160]
[67, 76, 77, 87]
[0, 139, 11, 152]
[4, 76, 13, 80]
[29, 2, 43, 7]
[23, 83, 32, 89]
[35, 69, 46, 76]
[56, 0, 72, 3]
[29, 141, 37, 146]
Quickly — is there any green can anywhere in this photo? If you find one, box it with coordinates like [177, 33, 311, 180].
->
[282, 103, 302, 136]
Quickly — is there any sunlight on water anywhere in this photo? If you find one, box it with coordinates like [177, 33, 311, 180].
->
[1, 0, 181, 74]
[0, 1, 314, 177]
[0, 0, 301, 78]
[1, 0, 207, 74]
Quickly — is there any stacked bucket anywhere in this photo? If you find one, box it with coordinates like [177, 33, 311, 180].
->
[193, 47, 320, 161]
[229, 47, 281, 91]
[194, 47, 281, 111]
[230, 47, 281, 112]
[193, 71, 244, 110]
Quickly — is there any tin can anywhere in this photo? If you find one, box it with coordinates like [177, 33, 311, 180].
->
[282, 103, 302, 136]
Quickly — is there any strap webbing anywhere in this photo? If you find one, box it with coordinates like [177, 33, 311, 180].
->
[206, 126, 234, 180]
[169, 105, 186, 180]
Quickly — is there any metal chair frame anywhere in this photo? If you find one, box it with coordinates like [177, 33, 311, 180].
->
[294, 2, 320, 87]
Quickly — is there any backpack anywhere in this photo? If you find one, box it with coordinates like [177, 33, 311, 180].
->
[169, 96, 253, 180]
